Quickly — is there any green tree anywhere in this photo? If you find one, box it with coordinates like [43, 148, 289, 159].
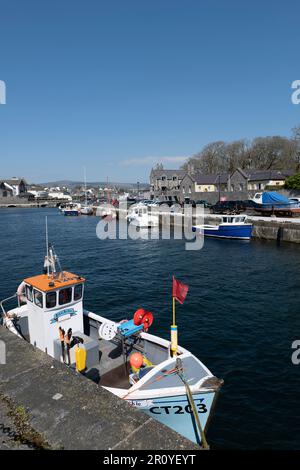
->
[285, 173, 300, 189]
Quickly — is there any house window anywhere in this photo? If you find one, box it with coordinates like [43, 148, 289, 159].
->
[59, 287, 72, 305]
[239, 184, 244, 191]
[162, 176, 166, 181]
[189, 186, 191, 193]
[34, 289, 43, 308]
[46, 291, 57, 309]
[173, 176, 177, 181]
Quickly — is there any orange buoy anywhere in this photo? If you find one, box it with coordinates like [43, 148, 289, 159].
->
[133, 308, 147, 325]
[129, 352, 143, 370]
[141, 311, 153, 329]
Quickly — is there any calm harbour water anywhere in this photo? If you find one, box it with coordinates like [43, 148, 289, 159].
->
[1, 207, 300, 449]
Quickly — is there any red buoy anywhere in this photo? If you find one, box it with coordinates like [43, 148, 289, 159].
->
[133, 308, 147, 325]
[141, 311, 154, 329]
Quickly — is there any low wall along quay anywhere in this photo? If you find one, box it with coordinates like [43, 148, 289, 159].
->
[0, 326, 198, 450]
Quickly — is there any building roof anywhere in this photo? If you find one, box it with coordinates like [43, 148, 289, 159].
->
[24, 271, 85, 293]
[192, 172, 229, 185]
[151, 169, 186, 180]
[245, 169, 294, 181]
[0, 177, 27, 185]
[0, 182, 13, 191]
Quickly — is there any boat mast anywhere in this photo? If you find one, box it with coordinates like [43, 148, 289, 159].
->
[45, 216, 50, 277]
[84, 166, 87, 206]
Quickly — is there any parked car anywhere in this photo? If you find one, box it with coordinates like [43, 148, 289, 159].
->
[170, 203, 183, 213]
[289, 197, 300, 203]
[242, 199, 258, 210]
[210, 200, 245, 214]
[195, 200, 212, 208]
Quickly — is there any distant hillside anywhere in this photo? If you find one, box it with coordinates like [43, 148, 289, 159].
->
[40, 180, 149, 190]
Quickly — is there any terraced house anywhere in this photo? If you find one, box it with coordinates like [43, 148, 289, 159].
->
[150, 168, 186, 201]
[229, 168, 295, 191]
[179, 172, 229, 201]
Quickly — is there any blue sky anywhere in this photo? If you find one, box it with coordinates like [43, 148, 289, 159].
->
[0, 0, 300, 183]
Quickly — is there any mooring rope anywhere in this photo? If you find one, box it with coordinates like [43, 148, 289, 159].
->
[175, 357, 210, 450]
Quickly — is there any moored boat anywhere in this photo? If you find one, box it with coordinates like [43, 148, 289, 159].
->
[251, 192, 300, 216]
[81, 205, 93, 215]
[127, 204, 159, 228]
[193, 215, 253, 240]
[0, 239, 222, 446]
[63, 203, 81, 216]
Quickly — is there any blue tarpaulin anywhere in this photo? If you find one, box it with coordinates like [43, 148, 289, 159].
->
[261, 192, 290, 205]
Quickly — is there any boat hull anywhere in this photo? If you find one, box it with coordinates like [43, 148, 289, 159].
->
[127, 391, 216, 445]
[193, 224, 252, 240]
[81, 208, 93, 215]
[64, 210, 80, 216]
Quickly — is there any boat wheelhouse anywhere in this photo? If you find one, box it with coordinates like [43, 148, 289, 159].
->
[127, 204, 159, 228]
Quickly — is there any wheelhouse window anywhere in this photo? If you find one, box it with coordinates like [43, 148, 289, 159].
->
[59, 287, 72, 305]
[46, 291, 57, 309]
[25, 284, 33, 302]
[74, 284, 83, 301]
[34, 289, 43, 308]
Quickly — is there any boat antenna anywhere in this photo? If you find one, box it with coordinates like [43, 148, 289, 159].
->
[45, 216, 50, 277]
[84, 166, 87, 206]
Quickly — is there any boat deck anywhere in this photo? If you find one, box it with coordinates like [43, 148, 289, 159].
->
[85, 337, 134, 389]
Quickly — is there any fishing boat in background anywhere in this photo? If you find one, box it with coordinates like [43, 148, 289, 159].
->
[127, 204, 159, 228]
[0, 231, 222, 446]
[193, 215, 253, 240]
[63, 203, 81, 216]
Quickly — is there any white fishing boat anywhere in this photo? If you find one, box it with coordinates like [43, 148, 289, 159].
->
[80, 206, 93, 215]
[0, 230, 222, 446]
[63, 203, 81, 216]
[127, 204, 159, 228]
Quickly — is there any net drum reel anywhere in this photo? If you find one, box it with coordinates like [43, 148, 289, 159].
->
[98, 320, 118, 341]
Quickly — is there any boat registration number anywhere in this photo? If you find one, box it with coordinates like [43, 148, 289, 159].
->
[149, 400, 207, 415]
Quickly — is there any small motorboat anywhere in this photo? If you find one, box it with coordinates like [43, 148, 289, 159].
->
[127, 204, 159, 228]
[0, 239, 222, 446]
[63, 203, 81, 216]
[251, 192, 300, 216]
[81, 205, 93, 215]
[193, 215, 253, 240]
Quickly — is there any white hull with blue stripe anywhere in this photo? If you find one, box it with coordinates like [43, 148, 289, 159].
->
[193, 215, 253, 240]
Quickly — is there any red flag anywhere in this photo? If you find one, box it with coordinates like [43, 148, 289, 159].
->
[172, 276, 189, 304]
